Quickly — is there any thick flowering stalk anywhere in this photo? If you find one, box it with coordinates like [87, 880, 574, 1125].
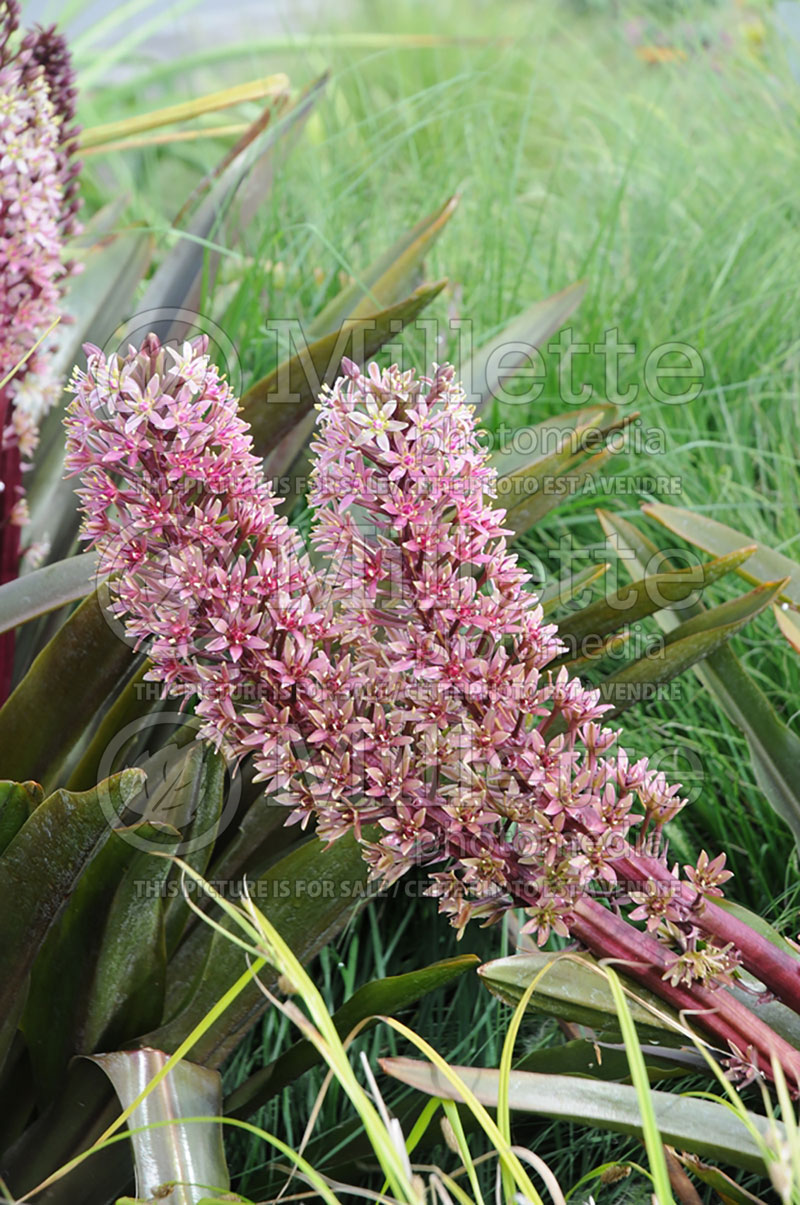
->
[0, 0, 82, 696]
[66, 338, 800, 1085]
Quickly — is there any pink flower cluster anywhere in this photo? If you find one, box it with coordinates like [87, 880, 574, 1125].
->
[1, 0, 81, 514]
[305, 360, 708, 946]
[0, 2, 81, 699]
[66, 336, 742, 993]
[64, 335, 329, 746]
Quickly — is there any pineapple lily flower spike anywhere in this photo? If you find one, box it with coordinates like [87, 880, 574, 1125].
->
[0, 0, 82, 696]
[65, 335, 800, 1088]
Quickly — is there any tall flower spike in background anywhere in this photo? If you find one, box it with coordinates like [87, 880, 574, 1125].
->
[67, 338, 800, 1086]
[0, 0, 82, 697]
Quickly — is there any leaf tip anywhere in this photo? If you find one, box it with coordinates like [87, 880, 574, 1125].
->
[119, 766, 147, 803]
